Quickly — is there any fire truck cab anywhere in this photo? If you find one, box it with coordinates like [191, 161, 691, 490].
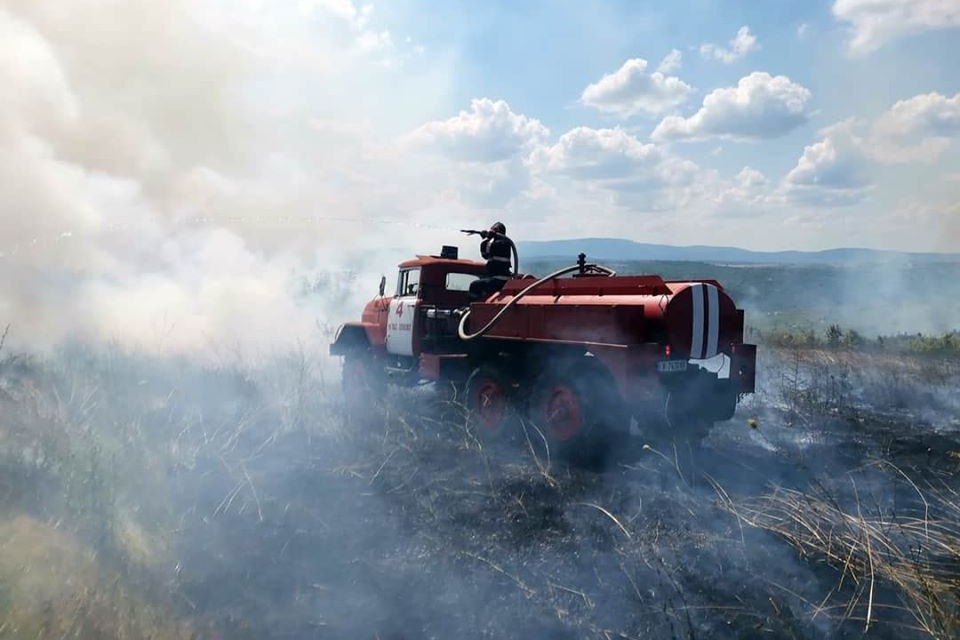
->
[330, 246, 488, 382]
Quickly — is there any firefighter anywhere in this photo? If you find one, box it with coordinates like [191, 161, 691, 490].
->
[469, 222, 513, 300]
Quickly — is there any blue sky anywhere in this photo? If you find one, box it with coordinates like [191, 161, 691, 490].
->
[350, 0, 960, 252]
[394, 0, 957, 127]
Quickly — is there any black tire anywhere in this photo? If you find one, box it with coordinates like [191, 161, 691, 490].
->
[342, 351, 386, 426]
[527, 359, 628, 465]
[465, 363, 516, 440]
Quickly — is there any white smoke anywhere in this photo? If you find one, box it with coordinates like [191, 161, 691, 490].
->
[0, 0, 455, 354]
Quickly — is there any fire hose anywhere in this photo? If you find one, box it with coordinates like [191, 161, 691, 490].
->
[457, 262, 617, 341]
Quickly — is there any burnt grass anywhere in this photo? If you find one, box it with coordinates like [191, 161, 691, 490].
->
[1, 345, 959, 639]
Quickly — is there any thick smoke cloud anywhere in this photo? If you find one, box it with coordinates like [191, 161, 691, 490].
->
[0, 0, 454, 354]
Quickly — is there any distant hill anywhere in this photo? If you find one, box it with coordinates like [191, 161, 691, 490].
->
[519, 238, 960, 265]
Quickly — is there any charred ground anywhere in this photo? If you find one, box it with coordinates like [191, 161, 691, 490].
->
[1, 331, 958, 639]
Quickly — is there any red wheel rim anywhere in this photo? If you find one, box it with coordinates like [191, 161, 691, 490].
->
[542, 385, 582, 441]
[470, 378, 506, 431]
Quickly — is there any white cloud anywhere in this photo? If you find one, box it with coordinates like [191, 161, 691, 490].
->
[355, 29, 394, 54]
[581, 58, 692, 117]
[537, 126, 663, 178]
[534, 127, 701, 210]
[657, 49, 683, 74]
[782, 91, 960, 207]
[699, 26, 758, 63]
[533, 130, 783, 219]
[737, 166, 768, 188]
[702, 166, 776, 215]
[408, 98, 548, 162]
[403, 99, 550, 207]
[229, 0, 423, 70]
[652, 72, 812, 142]
[869, 92, 960, 162]
[299, 0, 397, 55]
[784, 120, 872, 205]
[300, 0, 371, 28]
[444, 158, 533, 208]
[797, 23, 810, 38]
[833, 0, 960, 54]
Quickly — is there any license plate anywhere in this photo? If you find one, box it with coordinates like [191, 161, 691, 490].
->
[656, 359, 687, 373]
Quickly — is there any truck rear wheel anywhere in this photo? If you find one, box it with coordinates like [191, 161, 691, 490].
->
[465, 363, 514, 438]
[664, 390, 713, 443]
[528, 361, 627, 464]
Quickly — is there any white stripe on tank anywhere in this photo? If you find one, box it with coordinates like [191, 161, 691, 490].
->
[706, 284, 719, 358]
[690, 284, 703, 359]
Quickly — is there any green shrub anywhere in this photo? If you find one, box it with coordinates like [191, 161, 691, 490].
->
[826, 324, 843, 348]
[761, 327, 960, 357]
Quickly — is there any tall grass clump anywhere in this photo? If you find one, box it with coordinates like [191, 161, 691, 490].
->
[720, 473, 960, 639]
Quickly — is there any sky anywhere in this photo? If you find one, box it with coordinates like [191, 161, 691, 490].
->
[383, 0, 960, 253]
[0, 0, 959, 351]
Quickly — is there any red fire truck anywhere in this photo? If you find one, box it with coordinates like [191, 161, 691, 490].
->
[331, 244, 756, 458]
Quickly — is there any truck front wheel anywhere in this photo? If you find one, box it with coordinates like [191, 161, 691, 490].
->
[342, 351, 386, 425]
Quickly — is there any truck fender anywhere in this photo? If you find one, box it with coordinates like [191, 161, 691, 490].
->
[329, 324, 371, 356]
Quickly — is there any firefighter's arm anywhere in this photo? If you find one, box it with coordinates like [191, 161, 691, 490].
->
[480, 238, 492, 258]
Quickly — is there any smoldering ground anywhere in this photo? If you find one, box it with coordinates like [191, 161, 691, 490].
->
[2, 334, 959, 639]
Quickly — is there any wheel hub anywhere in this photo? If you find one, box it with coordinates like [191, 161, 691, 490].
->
[543, 385, 582, 441]
[472, 379, 506, 431]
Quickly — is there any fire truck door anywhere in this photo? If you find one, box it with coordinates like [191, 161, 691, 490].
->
[386, 267, 420, 357]
[386, 296, 417, 356]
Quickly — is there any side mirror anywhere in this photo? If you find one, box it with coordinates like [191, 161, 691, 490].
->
[378, 275, 386, 297]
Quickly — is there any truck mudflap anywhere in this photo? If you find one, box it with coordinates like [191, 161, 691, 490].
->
[731, 343, 757, 394]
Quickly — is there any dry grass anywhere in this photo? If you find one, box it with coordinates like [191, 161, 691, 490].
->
[0, 516, 194, 640]
[3, 340, 959, 639]
[718, 473, 960, 639]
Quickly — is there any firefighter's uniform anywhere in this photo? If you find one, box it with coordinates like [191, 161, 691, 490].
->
[469, 226, 513, 300]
